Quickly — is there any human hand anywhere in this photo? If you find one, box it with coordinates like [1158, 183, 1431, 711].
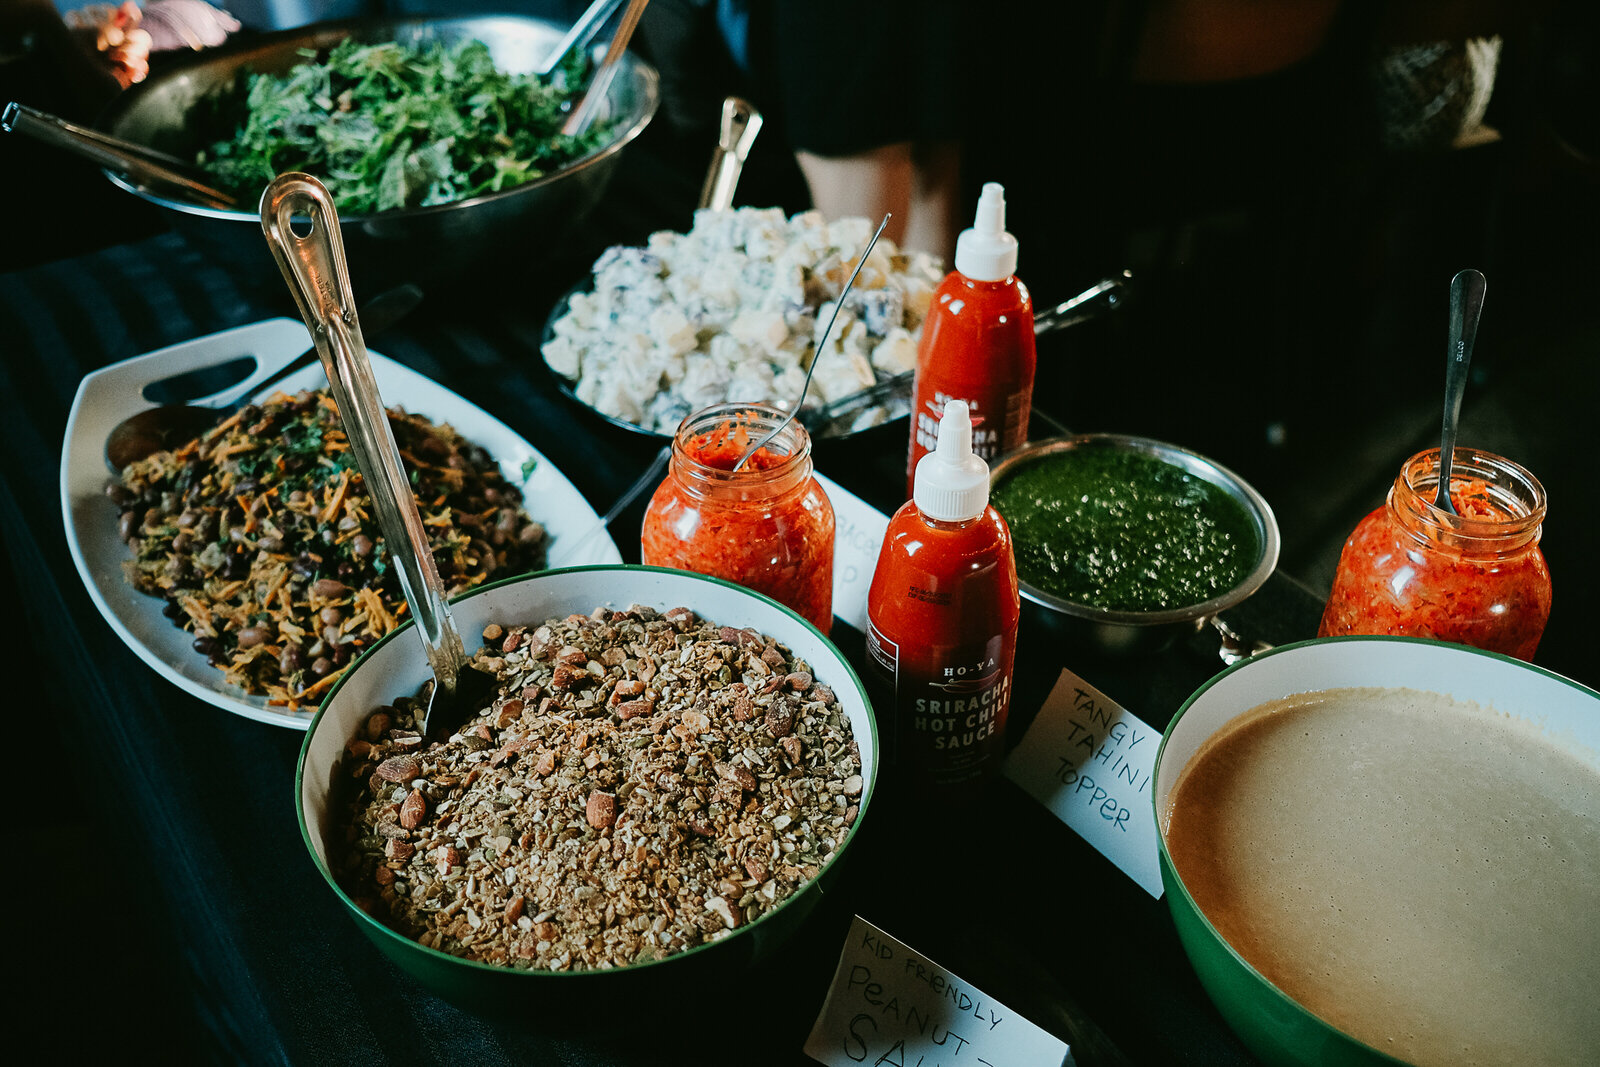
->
[63, 1, 153, 87]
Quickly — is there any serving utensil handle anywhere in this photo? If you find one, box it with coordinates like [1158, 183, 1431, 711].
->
[698, 96, 763, 212]
[2, 100, 238, 210]
[259, 173, 469, 694]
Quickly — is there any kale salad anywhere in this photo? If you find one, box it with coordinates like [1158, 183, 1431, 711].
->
[195, 37, 608, 214]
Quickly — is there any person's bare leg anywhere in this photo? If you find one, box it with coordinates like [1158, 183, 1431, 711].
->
[906, 139, 963, 266]
[795, 144, 914, 248]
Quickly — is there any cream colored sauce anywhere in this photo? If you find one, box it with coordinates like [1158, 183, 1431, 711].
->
[1164, 686, 1600, 1066]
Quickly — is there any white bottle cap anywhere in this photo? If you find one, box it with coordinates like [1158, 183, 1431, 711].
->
[953, 182, 1018, 282]
[913, 400, 991, 522]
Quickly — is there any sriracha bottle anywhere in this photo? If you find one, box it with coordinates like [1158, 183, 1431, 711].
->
[868, 401, 1020, 801]
[906, 181, 1035, 497]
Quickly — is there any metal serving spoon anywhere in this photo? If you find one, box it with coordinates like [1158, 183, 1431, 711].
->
[1435, 268, 1487, 513]
[103, 282, 422, 472]
[733, 214, 890, 470]
[261, 172, 494, 739]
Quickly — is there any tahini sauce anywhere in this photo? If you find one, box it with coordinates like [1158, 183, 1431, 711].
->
[1164, 686, 1599, 1066]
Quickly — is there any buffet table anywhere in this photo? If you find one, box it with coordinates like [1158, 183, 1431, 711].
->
[0, 125, 1377, 1066]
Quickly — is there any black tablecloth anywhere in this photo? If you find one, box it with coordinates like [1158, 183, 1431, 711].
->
[4, 126, 1341, 1067]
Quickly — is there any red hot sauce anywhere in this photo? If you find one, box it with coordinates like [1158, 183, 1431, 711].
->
[1318, 447, 1552, 661]
[869, 401, 1020, 798]
[641, 404, 835, 634]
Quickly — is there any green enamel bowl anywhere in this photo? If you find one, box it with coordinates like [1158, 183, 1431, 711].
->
[1152, 636, 1600, 1065]
[296, 565, 877, 1018]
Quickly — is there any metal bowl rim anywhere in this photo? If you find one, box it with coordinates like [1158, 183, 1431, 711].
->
[96, 13, 660, 223]
[988, 432, 1281, 625]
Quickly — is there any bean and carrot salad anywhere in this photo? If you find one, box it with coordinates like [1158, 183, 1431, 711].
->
[108, 388, 547, 707]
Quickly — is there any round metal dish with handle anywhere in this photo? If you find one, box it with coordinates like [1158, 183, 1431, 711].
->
[988, 433, 1280, 658]
[94, 14, 659, 285]
[1151, 636, 1600, 1066]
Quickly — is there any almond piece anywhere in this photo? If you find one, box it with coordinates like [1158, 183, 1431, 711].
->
[398, 788, 427, 830]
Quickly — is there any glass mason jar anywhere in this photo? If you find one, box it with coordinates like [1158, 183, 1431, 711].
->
[640, 403, 836, 634]
[1318, 447, 1551, 661]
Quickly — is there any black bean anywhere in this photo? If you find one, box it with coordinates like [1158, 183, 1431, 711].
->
[237, 626, 270, 649]
[310, 656, 334, 678]
[193, 636, 221, 657]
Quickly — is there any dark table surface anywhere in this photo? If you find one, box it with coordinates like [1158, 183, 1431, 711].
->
[5, 95, 1595, 1065]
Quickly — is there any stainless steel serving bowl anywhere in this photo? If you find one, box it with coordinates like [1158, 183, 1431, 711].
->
[989, 433, 1280, 657]
[95, 14, 659, 286]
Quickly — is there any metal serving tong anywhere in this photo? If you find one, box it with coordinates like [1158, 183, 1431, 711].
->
[2, 101, 237, 210]
[698, 96, 763, 212]
[561, 0, 652, 137]
[260, 173, 494, 738]
[801, 269, 1133, 435]
[536, 0, 626, 77]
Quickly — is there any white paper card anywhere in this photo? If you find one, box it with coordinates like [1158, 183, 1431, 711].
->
[816, 472, 892, 634]
[1002, 669, 1165, 898]
[805, 915, 1073, 1067]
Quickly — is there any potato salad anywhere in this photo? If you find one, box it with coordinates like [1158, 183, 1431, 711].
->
[542, 208, 944, 434]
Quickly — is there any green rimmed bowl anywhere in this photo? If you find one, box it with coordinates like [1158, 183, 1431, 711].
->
[296, 564, 877, 1017]
[1152, 636, 1600, 1065]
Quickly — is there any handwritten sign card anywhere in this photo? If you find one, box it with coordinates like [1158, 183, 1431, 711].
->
[1002, 669, 1165, 898]
[816, 472, 891, 634]
[805, 915, 1072, 1067]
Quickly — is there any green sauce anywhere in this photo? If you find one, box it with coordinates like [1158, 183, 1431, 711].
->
[991, 445, 1259, 611]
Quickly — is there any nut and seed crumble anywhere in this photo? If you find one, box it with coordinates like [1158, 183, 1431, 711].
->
[334, 602, 864, 971]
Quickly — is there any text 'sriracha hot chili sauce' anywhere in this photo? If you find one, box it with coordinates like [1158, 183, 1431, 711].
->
[906, 181, 1036, 498]
[868, 401, 1020, 801]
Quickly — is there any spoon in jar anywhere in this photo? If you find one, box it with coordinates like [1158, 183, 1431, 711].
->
[733, 213, 890, 471]
[1435, 268, 1487, 513]
[261, 172, 496, 741]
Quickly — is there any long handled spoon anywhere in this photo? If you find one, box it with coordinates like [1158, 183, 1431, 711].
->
[261, 172, 494, 739]
[733, 214, 890, 470]
[1435, 268, 1487, 513]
